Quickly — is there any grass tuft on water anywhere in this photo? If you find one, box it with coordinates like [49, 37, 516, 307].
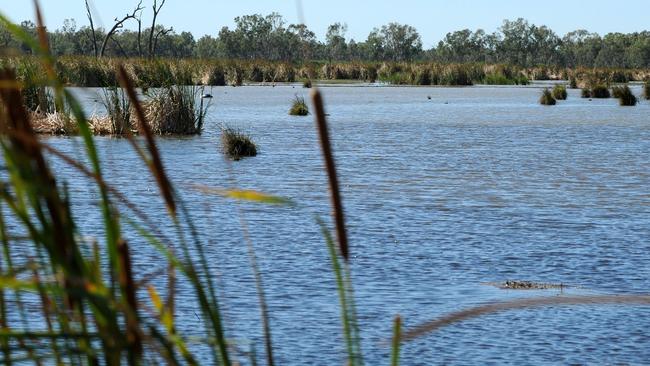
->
[616, 85, 637, 106]
[551, 85, 567, 100]
[221, 127, 258, 160]
[539, 88, 556, 105]
[591, 85, 611, 98]
[289, 95, 310, 116]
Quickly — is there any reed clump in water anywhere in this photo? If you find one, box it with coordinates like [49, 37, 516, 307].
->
[221, 127, 257, 160]
[552, 85, 567, 100]
[101, 87, 132, 135]
[289, 95, 310, 116]
[581, 88, 592, 98]
[611, 85, 625, 98]
[591, 85, 611, 98]
[143, 85, 208, 134]
[616, 85, 637, 106]
[539, 88, 556, 105]
[643, 81, 650, 100]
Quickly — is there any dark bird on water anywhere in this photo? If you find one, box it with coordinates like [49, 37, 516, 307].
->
[202, 94, 213, 99]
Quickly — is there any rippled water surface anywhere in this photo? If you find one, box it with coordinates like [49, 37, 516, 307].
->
[43, 85, 650, 364]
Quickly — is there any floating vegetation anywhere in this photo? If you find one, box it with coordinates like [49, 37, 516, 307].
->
[616, 85, 637, 106]
[494, 281, 568, 290]
[221, 127, 258, 160]
[289, 95, 310, 116]
[591, 85, 611, 98]
[552, 84, 567, 100]
[539, 88, 556, 105]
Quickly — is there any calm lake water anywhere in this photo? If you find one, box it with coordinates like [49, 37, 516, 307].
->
[37, 84, 650, 364]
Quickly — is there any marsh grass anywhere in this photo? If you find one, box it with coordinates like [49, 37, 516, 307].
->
[539, 89, 556, 105]
[591, 85, 611, 98]
[616, 85, 637, 106]
[551, 85, 567, 100]
[289, 95, 310, 116]
[100, 87, 132, 135]
[1, 6, 649, 366]
[144, 85, 208, 134]
[221, 127, 258, 160]
[611, 85, 625, 98]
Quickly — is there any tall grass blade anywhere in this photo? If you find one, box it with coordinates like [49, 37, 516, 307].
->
[390, 316, 401, 366]
[311, 89, 349, 261]
[399, 295, 650, 342]
[117, 66, 177, 217]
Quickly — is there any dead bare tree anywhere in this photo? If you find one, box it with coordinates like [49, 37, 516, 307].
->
[84, 0, 98, 57]
[136, 11, 143, 57]
[147, 0, 166, 58]
[152, 26, 173, 57]
[99, 0, 144, 57]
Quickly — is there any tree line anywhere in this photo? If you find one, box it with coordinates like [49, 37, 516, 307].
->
[2, 10, 650, 68]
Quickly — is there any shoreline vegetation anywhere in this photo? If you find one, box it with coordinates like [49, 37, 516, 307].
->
[13, 56, 647, 134]
[5, 56, 650, 89]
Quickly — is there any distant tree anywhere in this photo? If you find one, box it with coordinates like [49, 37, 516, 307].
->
[561, 30, 602, 67]
[378, 22, 422, 61]
[326, 22, 348, 61]
[195, 35, 220, 58]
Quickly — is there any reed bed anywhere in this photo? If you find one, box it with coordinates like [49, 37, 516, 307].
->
[143, 85, 208, 135]
[5, 56, 650, 88]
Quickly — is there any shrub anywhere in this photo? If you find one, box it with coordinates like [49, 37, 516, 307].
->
[616, 85, 637, 106]
[221, 127, 257, 160]
[539, 88, 556, 105]
[289, 95, 309, 116]
[552, 85, 567, 100]
[591, 85, 611, 98]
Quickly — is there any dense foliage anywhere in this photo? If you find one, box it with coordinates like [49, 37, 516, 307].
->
[3, 14, 650, 68]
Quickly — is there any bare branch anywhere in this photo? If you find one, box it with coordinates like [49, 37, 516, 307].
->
[152, 26, 172, 57]
[84, 0, 97, 57]
[99, 0, 144, 57]
[147, 0, 167, 58]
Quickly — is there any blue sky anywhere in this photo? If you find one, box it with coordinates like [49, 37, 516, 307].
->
[2, 0, 649, 48]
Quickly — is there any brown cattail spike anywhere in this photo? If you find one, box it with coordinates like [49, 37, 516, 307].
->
[311, 89, 349, 261]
